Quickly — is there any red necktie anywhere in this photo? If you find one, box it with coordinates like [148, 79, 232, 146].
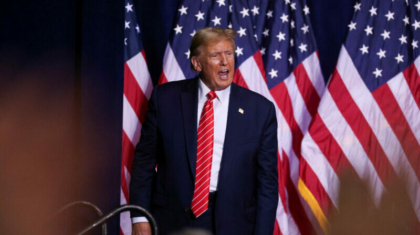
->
[191, 91, 217, 218]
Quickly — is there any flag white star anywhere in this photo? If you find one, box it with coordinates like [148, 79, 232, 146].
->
[290, 39, 294, 47]
[285, 0, 291, 4]
[190, 30, 196, 37]
[254, 34, 258, 41]
[348, 21, 357, 30]
[301, 24, 309, 34]
[395, 54, 404, 63]
[381, 30, 390, 40]
[266, 10, 273, 18]
[273, 50, 282, 60]
[268, 69, 278, 78]
[212, 16, 221, 26]
[125, 21, 130, 29]
[229, 5, 233, 12]
[195, 11, 205, 21]
[299, 43, 307, 52]
[216, 0, 225, 7]
[276, 32, 286, 41]
[413, 20, 420, 30]
[416, 1, 420, 10]
[413, 40, 419, 48]
[125, 3, 133, 12]
[399, 35, 407, 44]
[289, 56, 293, 64]
[303, 5, 310, 15]
[365, 26, 373, 35]
[185, 50, 190, 59]
[360, 45, 369, 54]
[240, 7, 250, 17]
[178, 5, 188, 15]
[280, 13, 289, 23]
[403, 16, 410, 25]
[228, 23, 232, 28]
[290, 2, 296, 10]
[373, 68, 382, 78]
[263, 29, 269, 37]
[377, 49, 386, 59]
[385, 11, 395, 21]
[136, 25, 140, 33]
[251, 6, 259, 15]
[235, 46, 243, 56]
[174, 25, 183, 34]
[369, 6, 377, 16]
[260, 47, 266, 55]
[354, 2, 361, 11]
[238, 27, 247, 37]
[124, 38, 127, 45]
[291, 20, 295, 29]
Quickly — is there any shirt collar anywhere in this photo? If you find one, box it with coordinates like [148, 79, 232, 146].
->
[198, 78, 231, 104]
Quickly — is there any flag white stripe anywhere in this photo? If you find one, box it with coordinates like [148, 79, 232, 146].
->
[123, 95, 142, 145]
[276, 194, 300, 235]
[163, 43, 186, 82]
[284, 72, 312, 135]
[388, 73, 420, 146]
[302, 52, 325, 97]
[338, 47, 420, 217]
[120, 187, 132, 235]
[126, 52, 153, 99]
[317, 90, 386, 205]
[301, 133, 340, 208]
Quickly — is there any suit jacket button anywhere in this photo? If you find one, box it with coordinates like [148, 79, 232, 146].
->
[184, 207, 189, 212]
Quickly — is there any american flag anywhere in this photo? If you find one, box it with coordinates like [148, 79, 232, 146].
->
[159, 0, 325, 234]
[120, 0, 153, 234]
[300, 0, 420, 233]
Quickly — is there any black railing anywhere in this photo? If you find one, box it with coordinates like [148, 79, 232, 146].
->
[77, 204, 158, 235]
[52, 201, 107, 235]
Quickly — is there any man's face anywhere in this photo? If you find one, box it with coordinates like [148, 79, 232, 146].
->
[191, 39, 235, 91]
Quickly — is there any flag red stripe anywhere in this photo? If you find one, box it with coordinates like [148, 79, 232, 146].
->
[253, 51, 268, 84]
[402, 63, 420, 111]
[233, 69, 249, 89]
[270, 82, 304, 160]
[159, 70, 168, 85]
[124, 63, 149, 124]
[282, 150, 316, 235]
[308, 113, 358, 176]
[328, 69, 398, 185]
[372, 84, 420, 182]
[273, 219, 283, 235]
[294, 63, 321, 118]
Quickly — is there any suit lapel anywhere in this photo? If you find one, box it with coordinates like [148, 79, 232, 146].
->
[180, 78, 199, 179]
[218, 83, 243, 184]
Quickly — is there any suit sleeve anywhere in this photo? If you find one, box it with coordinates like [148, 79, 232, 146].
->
[255, 102, 279, 235]
[129, 86, 159, 218]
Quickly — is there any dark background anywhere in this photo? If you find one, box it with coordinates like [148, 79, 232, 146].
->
[0, 0, 354, 234]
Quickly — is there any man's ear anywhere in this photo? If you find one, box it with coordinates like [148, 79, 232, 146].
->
[191, 56, 202, 72]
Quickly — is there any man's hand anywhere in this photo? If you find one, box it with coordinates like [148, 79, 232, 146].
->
[132, 222, 151, 235]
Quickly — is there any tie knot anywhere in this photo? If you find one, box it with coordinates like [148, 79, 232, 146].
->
[207, 91, 217, 101]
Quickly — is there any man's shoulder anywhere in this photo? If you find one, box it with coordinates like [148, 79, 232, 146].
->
[232, 83, 273, 107]
[157, 78, 196, 91]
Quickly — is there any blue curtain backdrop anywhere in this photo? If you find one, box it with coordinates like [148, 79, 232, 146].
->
[0, 0, 354, 234]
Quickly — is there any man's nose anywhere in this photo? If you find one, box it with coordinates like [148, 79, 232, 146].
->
[220, 55, 227, 65]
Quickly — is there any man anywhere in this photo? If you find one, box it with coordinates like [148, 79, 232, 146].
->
[130, 27, 278, 235]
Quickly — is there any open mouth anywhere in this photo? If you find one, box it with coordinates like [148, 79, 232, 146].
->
[218, 69, 229, 79]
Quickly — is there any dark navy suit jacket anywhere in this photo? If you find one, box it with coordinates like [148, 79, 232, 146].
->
[130, 78, 278, 235]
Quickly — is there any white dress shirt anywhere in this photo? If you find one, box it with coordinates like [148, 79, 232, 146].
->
[133, 79, 230, 224]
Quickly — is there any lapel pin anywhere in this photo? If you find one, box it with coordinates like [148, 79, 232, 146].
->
[238, 108, 244, 114]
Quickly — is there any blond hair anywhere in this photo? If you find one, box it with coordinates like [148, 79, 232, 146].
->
[189, 27, 237, 72]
